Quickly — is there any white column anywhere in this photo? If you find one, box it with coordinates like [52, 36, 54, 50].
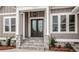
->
[46, 7, 50, 35]
[16, 8, 20, 35]
[16, 8, 21, 48]
[44, 7, 50, 50]
[23, 13, 25, 39]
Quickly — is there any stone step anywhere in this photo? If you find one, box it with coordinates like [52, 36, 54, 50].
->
[22, 44, 44, 47]
[23, 41, 43, 44]
[20, 38, 44, 50]
[21, 45, 44, 47]
[22, 44, 44, 46]
[20, 46, 44, 50]
[25, 40, 44, 43]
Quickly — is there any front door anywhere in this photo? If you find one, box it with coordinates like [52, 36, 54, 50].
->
[31, 19, 43, 37]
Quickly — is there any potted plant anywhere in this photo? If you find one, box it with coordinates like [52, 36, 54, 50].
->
[49, 36, 57, 48]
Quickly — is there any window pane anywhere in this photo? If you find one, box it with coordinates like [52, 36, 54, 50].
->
[69, 15, 75, 23]
[32, 20, 37, 32]
[60, 15, 66, 31]
[11, 18, 16, 32]
[61, 24, 66, 31]
[5, 19, 9, 31]
[53, 16, 58, 32]
[53, 24, 58, 32]
[61, 15, 66, 23]
[69, 24, 75, 31]
[53, 16, 58, 23]
[69, 15, 75, 31]
[38, 20, 43, 32]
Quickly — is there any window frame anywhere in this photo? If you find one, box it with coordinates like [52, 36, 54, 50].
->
[3, 16, 16, 33]
[50, 13, 77, 34]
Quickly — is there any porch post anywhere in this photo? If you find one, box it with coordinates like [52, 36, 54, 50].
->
[44, 7, 50, 50]
[16, 8, 21, 48]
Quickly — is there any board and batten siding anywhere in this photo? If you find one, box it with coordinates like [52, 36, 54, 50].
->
[0, 6, 16, 39]
[51, 7, 74, 13]
[0, 6, 16, 13]
[50, 8, 79, 39]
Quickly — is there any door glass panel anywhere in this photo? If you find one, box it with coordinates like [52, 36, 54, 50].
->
[38, 20, 43, 32]
[32, 20, 37, 32]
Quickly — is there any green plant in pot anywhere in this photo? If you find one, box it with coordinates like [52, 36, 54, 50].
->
[7, 36, 14, 46]
[49, 36, 57, 47]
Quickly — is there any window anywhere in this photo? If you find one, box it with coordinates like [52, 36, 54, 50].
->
[51, 14, 77, 33]
[69, 15, 75, 32]
[60, 15, 66, 31]
[4, 16, 16, 33]
[52, 16, 58, 32]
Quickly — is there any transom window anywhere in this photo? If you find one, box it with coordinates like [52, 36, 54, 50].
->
[51, 14, 77, 33]
[3, 16, 16, 33]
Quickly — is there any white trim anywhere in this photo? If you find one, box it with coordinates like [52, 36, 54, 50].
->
[50, 13, 77, 34]
[3, 16, 16, 33]
[17, 6, 47, 11]
[0, 37, 16, 40]
[0, 13, 16, 15]
[72, 6, 79, 13]
[23, 13, 25, 39]
[58, 15, 60, 32]
[56, 39, 79, 42]
[0, 37, 6, 40]
[29, 17, 45, 19]
[29, 17, 45, 37]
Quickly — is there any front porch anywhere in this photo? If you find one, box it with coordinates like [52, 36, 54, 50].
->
[16, 7, 50, 50]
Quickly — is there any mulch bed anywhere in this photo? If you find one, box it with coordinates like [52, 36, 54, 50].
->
[0, 46, 16, 50]
[49, 47, 76, 52]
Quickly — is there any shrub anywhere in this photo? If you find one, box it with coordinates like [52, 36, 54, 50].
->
[49, 36, 57, 47]
[64, 42, 72, 49]
[7, 36, 14, 46]
[0, 41, 2, 46]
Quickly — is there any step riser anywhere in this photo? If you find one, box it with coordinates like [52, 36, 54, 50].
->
[21, 38, 44, 50]
[20, 46, 44, 50]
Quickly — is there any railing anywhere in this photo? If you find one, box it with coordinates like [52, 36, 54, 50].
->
[16, 35, 23, 48]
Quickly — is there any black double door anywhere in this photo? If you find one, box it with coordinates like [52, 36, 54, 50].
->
[31, 19, 43, 37]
